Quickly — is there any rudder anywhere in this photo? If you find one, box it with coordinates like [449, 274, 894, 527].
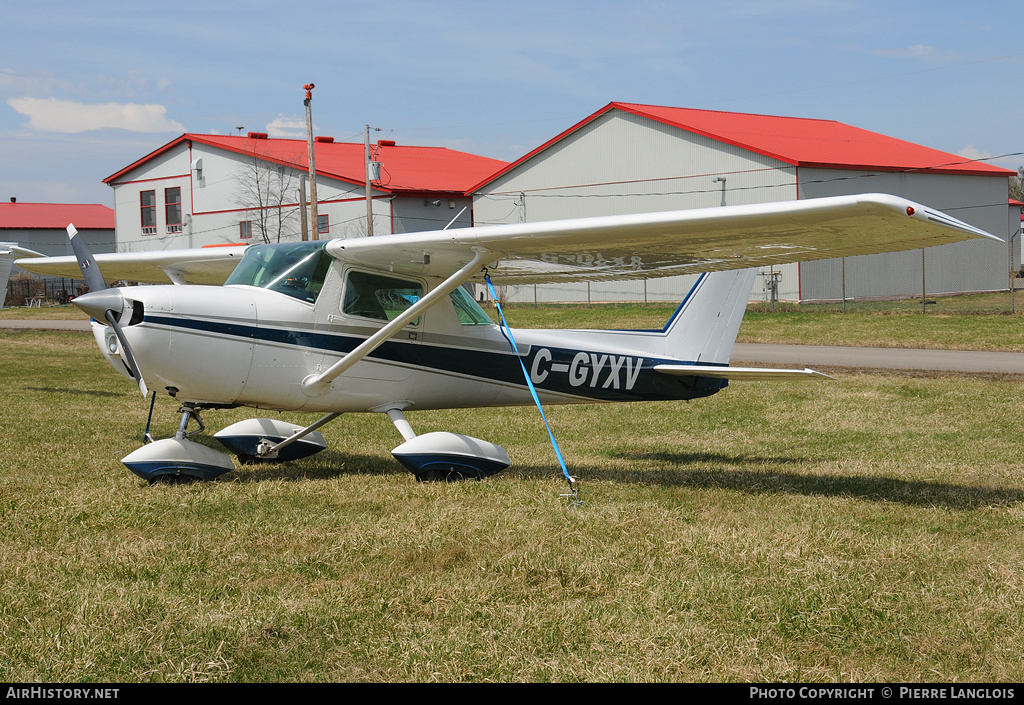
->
[656, 268, 757, 364]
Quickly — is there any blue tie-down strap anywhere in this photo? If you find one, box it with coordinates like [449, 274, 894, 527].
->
[485, 275, 576, 492]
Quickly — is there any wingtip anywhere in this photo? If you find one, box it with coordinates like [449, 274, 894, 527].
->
[916, 206, 1002, 243]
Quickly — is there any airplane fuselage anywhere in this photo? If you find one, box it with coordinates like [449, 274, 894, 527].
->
[111, 279, 725, 414]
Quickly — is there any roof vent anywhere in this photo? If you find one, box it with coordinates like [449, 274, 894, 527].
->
[377, 139, 396, 147]
[315, 136, 334, 143]
[247, 132, 269, 139]
[9, 197, 15, 204]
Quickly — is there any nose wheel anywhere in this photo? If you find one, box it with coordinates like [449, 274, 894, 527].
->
[120, 402, 235, 483]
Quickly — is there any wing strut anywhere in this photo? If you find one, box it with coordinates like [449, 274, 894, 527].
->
[256, 412, 342, 458]
[300, 247, 491, 397]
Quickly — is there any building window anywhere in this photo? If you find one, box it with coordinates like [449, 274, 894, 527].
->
[165, 187, 182, 233]
[317, 214, 329, 235]
[140, 190, 156, 235]
[239, 221, 252, 240]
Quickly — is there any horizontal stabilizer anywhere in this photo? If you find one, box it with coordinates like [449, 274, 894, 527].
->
[0, 244, 44, 258]
[654, 364, 833, 381]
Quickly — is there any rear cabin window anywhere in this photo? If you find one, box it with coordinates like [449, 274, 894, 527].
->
[450, 285, 492, 325]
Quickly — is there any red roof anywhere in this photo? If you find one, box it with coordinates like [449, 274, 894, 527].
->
[471, 101, 1013, 191]
[106, 134, 507, 195]
[0, 202, 114, 230]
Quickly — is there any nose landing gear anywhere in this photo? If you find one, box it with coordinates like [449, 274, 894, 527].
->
[121, 403, 235, 483]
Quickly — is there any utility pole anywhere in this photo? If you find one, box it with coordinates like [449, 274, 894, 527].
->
[304, 83, 319, 240]
[841, 256, 847, 314]
[1011, 226, 1021, 314]
[298, 177, 308, 242]
[921, 248, 927, 314]
[364, 125, 374, 237]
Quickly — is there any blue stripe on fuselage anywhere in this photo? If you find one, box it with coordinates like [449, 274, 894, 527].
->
[143, 314, 726, 402]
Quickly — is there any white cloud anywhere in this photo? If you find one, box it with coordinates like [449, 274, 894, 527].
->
[266, 114, 308, 138]
[957, 144, 992, 163]
[6, 97, 185, 133]
[872, 45, 962, 63]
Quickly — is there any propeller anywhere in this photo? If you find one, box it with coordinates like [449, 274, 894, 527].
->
[66, 224, 149, 396]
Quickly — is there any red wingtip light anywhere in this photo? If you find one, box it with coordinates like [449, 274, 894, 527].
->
[907, 206, 916, 216]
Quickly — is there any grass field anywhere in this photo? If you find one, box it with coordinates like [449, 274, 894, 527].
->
[0, 305, 85, 320]
[2, 328, 1024, 682]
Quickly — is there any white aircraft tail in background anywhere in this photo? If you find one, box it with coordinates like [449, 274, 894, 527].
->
[0, 243, 43, 309]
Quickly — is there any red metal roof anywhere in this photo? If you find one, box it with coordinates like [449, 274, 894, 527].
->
[106, 134, 508, 195]
[470, 101, 1013, 191]
[0, 202, 114, 230]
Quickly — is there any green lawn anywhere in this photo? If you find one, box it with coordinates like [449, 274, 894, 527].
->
[2, 329, 1024, 681]
[0, 304, 83, 319]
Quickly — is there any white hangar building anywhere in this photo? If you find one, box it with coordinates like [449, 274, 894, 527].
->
[105, 133, 507, 251]
[469, 102, 1016, 303]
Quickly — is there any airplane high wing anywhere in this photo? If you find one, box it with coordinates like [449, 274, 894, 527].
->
[16, 194, 996, 286]
[326, 193, 998, 282]
[16, 194, 1000, 485]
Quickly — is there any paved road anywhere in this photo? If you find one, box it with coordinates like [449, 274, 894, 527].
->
[0, 319, 91, 331]
[3, 319, 1023, 374]
[732, 343, 1024, 374]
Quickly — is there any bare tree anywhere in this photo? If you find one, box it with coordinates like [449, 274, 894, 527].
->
[235, 138, 301, 244]
[1010, 166, 1024, 202]
[340, 213, 386, 239]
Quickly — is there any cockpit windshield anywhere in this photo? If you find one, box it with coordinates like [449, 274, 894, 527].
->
[224, 241, 331, 304]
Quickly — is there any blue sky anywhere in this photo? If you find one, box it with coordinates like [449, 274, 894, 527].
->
[2, 0, 1021, 206]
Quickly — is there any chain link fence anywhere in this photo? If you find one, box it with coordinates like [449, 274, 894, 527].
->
[4, 275, 84, 308]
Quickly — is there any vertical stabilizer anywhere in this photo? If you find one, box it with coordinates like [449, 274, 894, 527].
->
[657, 268, 757, 364]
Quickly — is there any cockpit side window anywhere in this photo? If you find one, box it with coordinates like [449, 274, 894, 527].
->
[343, 271, 423, 325]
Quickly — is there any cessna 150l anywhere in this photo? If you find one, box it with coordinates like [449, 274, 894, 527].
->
[17, 194, 999, 483]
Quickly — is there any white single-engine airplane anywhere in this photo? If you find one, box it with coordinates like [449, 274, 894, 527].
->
[17, 194, 998, 483]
